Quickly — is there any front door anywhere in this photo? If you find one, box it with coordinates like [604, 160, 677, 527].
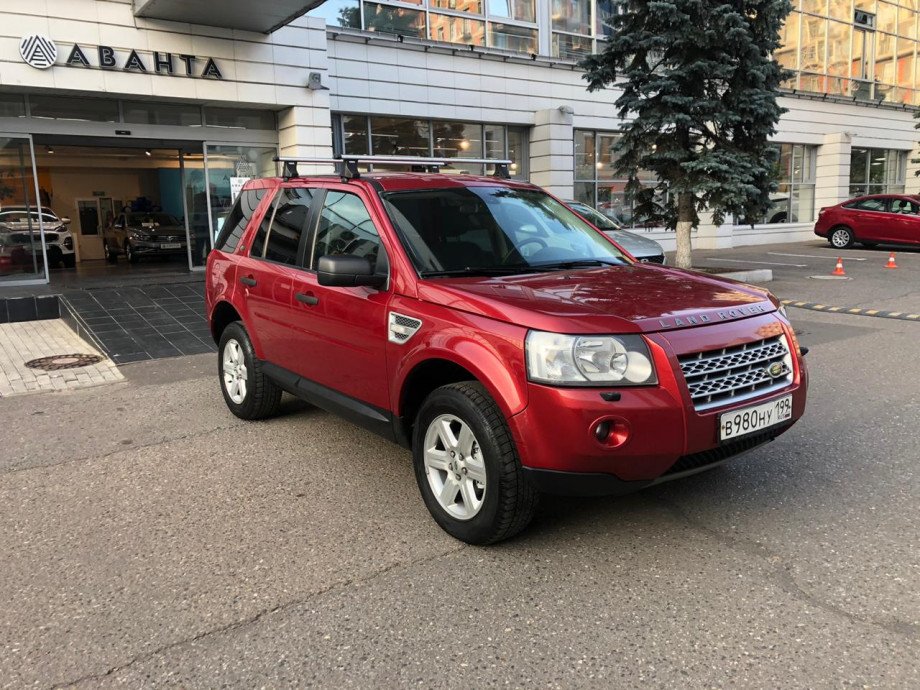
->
[289, 186, 392, 411]
[74, 199, 106, 261]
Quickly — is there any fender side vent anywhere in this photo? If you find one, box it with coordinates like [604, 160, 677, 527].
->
[388, 312, 422, 344]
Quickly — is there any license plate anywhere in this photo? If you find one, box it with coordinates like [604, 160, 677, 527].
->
[719, 395, 792, 442]
[160, 243, 181, 249]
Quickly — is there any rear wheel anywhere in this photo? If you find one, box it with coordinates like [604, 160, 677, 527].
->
[413, 382, 538, 545]
[218, 321, 282, 420]
[829, 225, 854, 249]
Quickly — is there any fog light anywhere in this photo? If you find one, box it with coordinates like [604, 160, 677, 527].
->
[591, 417, 631, 449]
[594, 421, 611, 441]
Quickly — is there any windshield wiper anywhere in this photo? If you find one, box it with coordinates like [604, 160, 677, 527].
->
[532, 259, 622, 270]
[419, 265, 542, 278]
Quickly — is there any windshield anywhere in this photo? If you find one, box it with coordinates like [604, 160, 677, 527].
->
[0, 211, 60, 225]
[127, 213, 180, 226]
[382, 187, 628, 276]
[568, 202, 621, 231]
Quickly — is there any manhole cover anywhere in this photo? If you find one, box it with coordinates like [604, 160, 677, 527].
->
[808, 275, 851, 280]
[25, 354, 104, 371]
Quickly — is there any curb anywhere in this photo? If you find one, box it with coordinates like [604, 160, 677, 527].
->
[712, 268, 773, 283]
[782, 300, 920, 322]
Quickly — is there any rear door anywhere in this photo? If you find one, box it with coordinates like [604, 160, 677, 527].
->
[287, 185, 392, 411]
[234, 185, 316, 366]
[848, 197, 892, 242]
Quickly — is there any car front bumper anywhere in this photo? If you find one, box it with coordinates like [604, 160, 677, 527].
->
[130, 240, 188, 255]
[508, 319, 808, 495]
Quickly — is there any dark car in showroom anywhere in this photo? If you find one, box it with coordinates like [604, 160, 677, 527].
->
[565, 200, 666, 264]
[103, 212, 188, 263]
[814, 194, 920, 249]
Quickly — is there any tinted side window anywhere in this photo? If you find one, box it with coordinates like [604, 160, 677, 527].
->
[852, 198, 888, 212]
[890, 198, 919, 214]
[264, 187, 314, 265]
[312, 191, 383, 272]
[215, 189, 265, 253]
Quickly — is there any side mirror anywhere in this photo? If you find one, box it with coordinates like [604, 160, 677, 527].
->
[60, 217, 71, 225]
[317, 255, 385, 288]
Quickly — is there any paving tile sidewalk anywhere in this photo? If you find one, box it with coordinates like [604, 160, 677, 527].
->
[0, 320, 123, 397]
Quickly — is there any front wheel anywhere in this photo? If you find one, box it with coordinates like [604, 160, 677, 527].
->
[413, 382, 538, 545]
[124, 241, 139, 264]
[829, 226, 854, 249]
[218, 322, 282, 420]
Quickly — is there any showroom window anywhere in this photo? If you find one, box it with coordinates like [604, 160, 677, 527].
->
[310, 0, 538, 53]
[758, 144, 817, 224]
[334, 114, 529, 178]
[849, 147, 906, 196]
[573, 129, 656, 228]
[551, 0, 619, 59]
[29, 95, 119, 123]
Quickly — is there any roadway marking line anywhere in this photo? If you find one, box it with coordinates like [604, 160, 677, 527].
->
[719, 258, 808, 267]
[781, 299, 920, 323]
[769, 252, 869, 262]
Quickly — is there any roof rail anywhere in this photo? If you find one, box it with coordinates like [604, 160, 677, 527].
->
[273, 155, 513, 181]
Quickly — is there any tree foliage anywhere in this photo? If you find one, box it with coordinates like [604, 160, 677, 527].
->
[581, 0, 793, 235]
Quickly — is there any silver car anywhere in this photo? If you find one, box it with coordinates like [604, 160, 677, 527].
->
[566, 200, 666, 265]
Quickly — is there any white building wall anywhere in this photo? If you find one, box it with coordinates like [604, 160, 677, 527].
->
[0, 1, 332, 152]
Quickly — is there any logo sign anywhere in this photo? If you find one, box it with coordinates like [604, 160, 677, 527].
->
[767, 362, 785, 378]
[20, 34, 58, 70]
[19, 35, 222, 79]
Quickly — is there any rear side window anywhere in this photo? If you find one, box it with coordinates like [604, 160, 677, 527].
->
[850, 198, 888, 212]
[264, 188, 314, 265]
[214, 189, 265, 253]
[890, 198, 919, 215]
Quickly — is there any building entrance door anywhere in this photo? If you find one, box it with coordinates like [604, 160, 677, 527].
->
[74, 197, 115, 262]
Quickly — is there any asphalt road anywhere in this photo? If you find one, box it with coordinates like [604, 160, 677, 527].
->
[1, 252, 919, 688]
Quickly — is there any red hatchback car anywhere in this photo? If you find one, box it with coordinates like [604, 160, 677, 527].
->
[206, 158, 808, 544]
[814, 194, 920, 249]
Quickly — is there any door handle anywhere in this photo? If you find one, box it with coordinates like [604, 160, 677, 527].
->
[295, 292, 319, 306]
[240, 276, 257, 287]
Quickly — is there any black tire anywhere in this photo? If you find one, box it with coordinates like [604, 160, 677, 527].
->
[62, 253, 76, 268]
[412, 382, 538, 545]
[218, 321, 282, 420]
[829, 225, 854, 249]
[104, 241, 117, 263]
[46, 247, 63, 269]
[125, 240, 139, 264]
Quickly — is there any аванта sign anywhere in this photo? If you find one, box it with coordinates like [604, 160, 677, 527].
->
[19, 34, 222, 79]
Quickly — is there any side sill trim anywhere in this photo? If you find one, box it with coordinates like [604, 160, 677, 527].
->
[262, 362, 396, 442]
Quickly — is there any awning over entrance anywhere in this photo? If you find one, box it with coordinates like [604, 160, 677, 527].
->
[133, 0, 327, 34]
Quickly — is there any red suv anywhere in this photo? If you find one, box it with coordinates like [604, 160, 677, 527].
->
[814, 194, 920, 249]
[206, 160, 808, 544]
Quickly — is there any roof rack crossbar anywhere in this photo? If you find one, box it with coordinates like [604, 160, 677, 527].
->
[274, 155, 514, 180]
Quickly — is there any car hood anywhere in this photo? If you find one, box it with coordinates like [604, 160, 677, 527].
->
[604, 230, 663, 259]
[416, 264, 776, 334]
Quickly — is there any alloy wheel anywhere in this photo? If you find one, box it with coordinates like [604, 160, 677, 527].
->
[423, 414, 487, 520]
[831, 228, 851, 248]
[222, 338, 248, 404]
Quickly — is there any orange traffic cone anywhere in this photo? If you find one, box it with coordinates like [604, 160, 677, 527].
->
[832, 257, 846, 276]
[885, 252, 898, 269]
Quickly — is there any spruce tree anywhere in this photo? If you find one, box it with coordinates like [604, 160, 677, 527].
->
[582, 0, 792, 268]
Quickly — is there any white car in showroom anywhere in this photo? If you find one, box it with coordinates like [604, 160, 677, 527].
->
[0, 206, 75, 269]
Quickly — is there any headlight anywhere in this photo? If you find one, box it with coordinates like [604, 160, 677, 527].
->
[525, 331, 657, 386]
[129, 230, 151, 241]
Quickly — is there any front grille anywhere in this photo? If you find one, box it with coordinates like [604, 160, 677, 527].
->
[662, 427, 785, 476]
[678, 335, 793, 412]
[157, 235, 183, 242]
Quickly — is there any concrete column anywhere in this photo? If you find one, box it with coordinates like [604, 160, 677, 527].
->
[905, 140, 920, 195]
[277, 100, 333, 175]
[814, 132, 852, 212]
[529, 107, 575, 199]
